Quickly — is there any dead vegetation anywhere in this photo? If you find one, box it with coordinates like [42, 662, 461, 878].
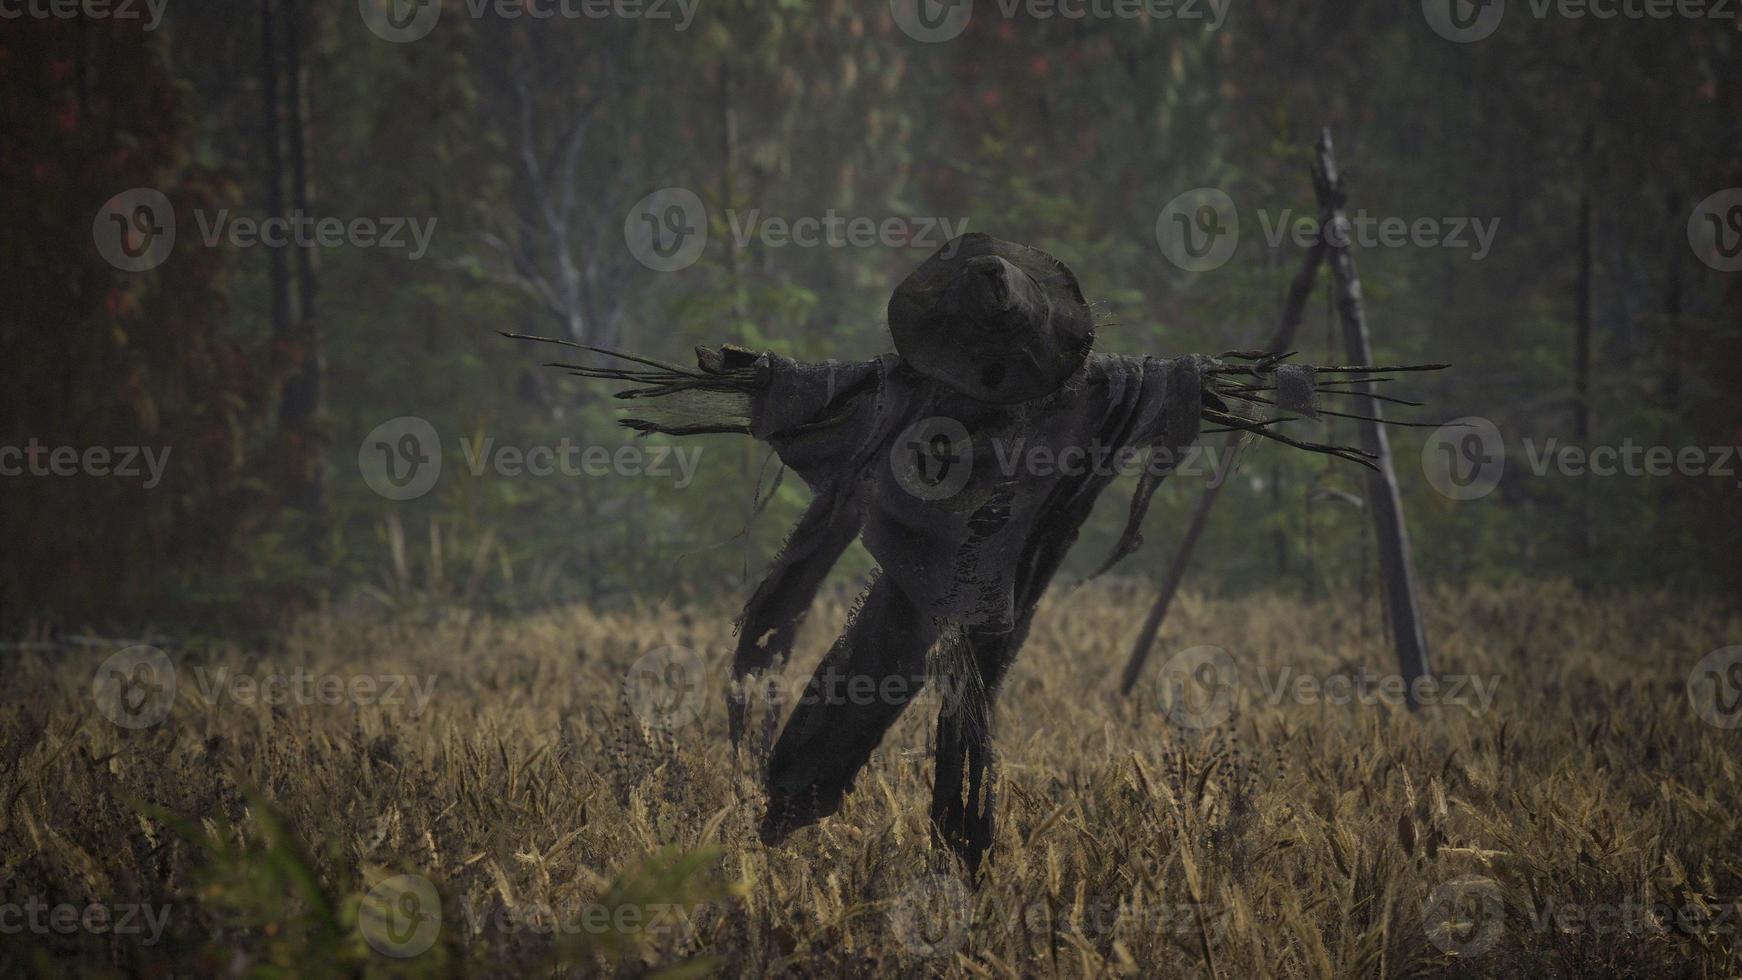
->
[2, 580, 1739, 977]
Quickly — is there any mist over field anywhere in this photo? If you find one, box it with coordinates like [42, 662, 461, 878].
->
[2, 1, 1740, 976]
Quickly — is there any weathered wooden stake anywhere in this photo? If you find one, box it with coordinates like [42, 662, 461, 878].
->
[1311, 128, 1434, 707]
[1121, 130, 1435, 708]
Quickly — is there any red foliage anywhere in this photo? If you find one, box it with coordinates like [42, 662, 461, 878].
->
[0, 18, 308, 624]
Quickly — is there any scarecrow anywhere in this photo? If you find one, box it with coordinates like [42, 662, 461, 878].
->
[511, 233, 1441, 870]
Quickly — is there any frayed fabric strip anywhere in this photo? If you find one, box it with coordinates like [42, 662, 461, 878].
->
[1275, 363, 1319, 419]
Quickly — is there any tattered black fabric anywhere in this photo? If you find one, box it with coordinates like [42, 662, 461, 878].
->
[507, 231, 1444, 871]
[625, 348, 1206, 867]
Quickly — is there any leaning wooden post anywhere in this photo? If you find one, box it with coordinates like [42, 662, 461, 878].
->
[1311, 128, 1434, 708]
[1119, 239, 1327, 695]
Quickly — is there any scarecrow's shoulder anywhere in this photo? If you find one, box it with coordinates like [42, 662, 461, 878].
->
[1079, 351, 1169, 385]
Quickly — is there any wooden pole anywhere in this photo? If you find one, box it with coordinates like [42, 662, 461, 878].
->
[1311, 128, 1434, 708]
[1573, 122, 1596, 569]
[1118, 240, 1325, 695]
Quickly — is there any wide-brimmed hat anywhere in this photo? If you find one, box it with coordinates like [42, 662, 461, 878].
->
[887, 233, 1094, 404]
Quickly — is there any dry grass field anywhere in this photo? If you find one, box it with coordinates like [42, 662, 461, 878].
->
[3, 580, 1741, 978]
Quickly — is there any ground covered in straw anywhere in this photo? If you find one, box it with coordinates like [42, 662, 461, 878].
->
[3, 580, 1740, 977]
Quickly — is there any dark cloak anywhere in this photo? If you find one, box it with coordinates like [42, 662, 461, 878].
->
[624, 346, 1209, 862]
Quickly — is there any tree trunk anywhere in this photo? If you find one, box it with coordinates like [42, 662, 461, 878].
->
[1573, 150, 1595, 567]
[1661, 191, 1683, 410]
[280, 0, 325, 513]
[1574, 120, 1595, 574]
[260, 0, 295, 345]
[1658, 191, 1684, 523]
